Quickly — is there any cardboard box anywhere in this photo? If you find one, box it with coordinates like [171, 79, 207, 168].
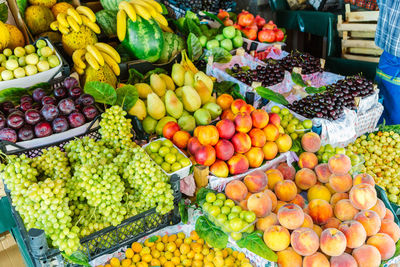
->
[0, 232, 25, 267]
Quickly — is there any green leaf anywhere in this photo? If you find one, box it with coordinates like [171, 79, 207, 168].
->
[195, 216, 228, 249]
[187, 33, 203, 61]
[174, 17, 188, 36]
[202, 11, 224, 26]
[0, 87, 26, 104]
[84, 81, 117, 105]
[116, 85, 139, 111]
[185, 11, 200, 25]
[160, 3, 168, 15]
[290, 139, 303, 153]
[228, 12, 237, 22]
[16, 0, 28, 17]
[61, 251, 90, 266]
[186, 19, 202, 37]
[237, 232, 278, 262]
[148, 236, 159, 242]
[0, 3, 8, 22]
[291, 72, 306, 87]
[213, 81, 245, 100]
[29, 82, 51, 92]
[255, 87, 289, 105]
[127, 68, 144, 85]
[210, 47, 232, 63]
[305, 86, 326, 94]
[196, 187, 215, 206]
[179, 199, 189, 224]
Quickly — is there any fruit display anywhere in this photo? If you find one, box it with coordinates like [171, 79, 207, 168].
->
[202, 26, 244, 52]
[98, 231, 254, 267]
[347, 131, 400, 205]
[227, 63, 285, 87]
[0, 106, 175, 255]
[1, 22, 25, 51]
[173, 0, 234, 14]
[278, 50, 323, 74]
[317, 144, 362, 167]
[0, 39, 60, 81]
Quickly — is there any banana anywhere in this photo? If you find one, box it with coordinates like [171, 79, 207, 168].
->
[57, 13, 69, 28]
[72, 49, 87, 70]
[86, 45, 104, 66]
[130, 0, 157, 17]
[131, 2, 150, 20]
[181, 50, 198, 74]
[119, 1, 137, 22]
[116, 9, 127, 42]
[50, 21, 59, 31]
[85, 52, 100, 70]
[94, 42, 121, 63]
[67, 8, 82, 25]
[82, 16, 101, 34]
[67, 15, 80, 32]
[59, 24, 70, 35]
[158, 22, 173, 33]
[152, 12, 168, 26]
[101, 52, 120, 76]
[74, 66, 85, 75]
[142, 0, 163, 13]
[76, 6, 96, 23]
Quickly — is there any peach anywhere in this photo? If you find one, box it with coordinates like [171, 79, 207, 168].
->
[256, 213, 278, 231]
[263, 124, 279, 141]
[303, 252, 330, 267]
[320, 228, 347, 256]
[353, 173, 375, 187]
[330, 192, 349, 206]
[328, 154, 352, 175]
[210, 160, 229, 178]
[277, 162, 295, 180]
[195, 145, 216, 166]
[295, 168, 317, 190]
[301, 214, 314, 228]
[197, 125, 219, 146]
[370, 199, 386, 219]
[379, 219, 400, 242]
[225, 180, 248, 202]
[298, 152, 318, 169]
[216, 93, 234, 111]
[251, 109, 269, 129]
[313, 225, 322, 237]
[307, 184, 331, 202]
[234, 112, 252, 133]
[187, 136, 202, 156]
[245, 147, 264, 168]
[215, 139, 234, 161]
[231, 132, 252, 153]
[264, 225, 291, 251]
[247, 192, 272, 217]
[227, 153, 249, 175]
[193, 125, 203, 138]
[341, 229, 362, 250]
[221, 109, 235, 121]
[231, 99, 247, 114]
[367, 233, 396, 260]
[330, 253, 358, 267]
[266, 169, 284, 189]
[329, 173, 353, 193]
[290, 227, 319, 256]
[172, 130, 191, 149]
[384, 208, 395, 221]
[276, 134, 293, 153]
[274, 200, 287, 213]
[268, 112, 281, 127]
[216, 119, 235, 140]
[352, 244, 381, 267]
[314, 163, 332, 183]
[349, 183, 377, 210]
[274, 180, 297, 202]
[308, 199, 333, 225]
[248, 128, 266, 147]
[323, 217, 341, 230]
[277, 247, 302, 267]
[239, 199, 248, 210]
[354, 210, 381, 236]
[334, 199, 359, 221]
[263, 189, 277, 211]
[262, 141, 278, 160]
[301, 132, 321, 153]
[325, 183, 336, 194]
[244, 170, 268, 193]
[163, 121, 180, 140]
[277, 203, 305, 230]
[289, 194, 306, 209]
[239, 104, 255, 115]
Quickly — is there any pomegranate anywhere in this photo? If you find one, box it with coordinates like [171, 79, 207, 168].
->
[217, 9, 229, 21]
[242, 28, 258, 40]
[255, 15, 266, 28]
[274, 29, 285, 42]
[238, 11, 254, 27]
[224, 19, 234, 26]
[258, 29, 276, 43]
[263, 20, 277, 30]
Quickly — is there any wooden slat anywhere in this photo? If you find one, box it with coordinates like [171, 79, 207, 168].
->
[342, 39, 380, 49]
[346, 11, 379, 22]
[351, 31, 375, 38]
[338, 22, 377, 32]
[348, 47, 383, 56]
[342, 54, 380, 63]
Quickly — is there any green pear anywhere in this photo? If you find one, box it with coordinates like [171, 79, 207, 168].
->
[202, 102, 222, 120]
[147, 93, 165, 120]
[165, 90, 183, 119]
[150, 74, 166, 97]
[171, 63, 185, 86]
[182, 86, 201, 112]
[184, 70, 194, 87]
[128, 99, 147, 120]
[194, 108, 211, 125]
[178, 115, 196, 132]
[142, 116, 158, 134]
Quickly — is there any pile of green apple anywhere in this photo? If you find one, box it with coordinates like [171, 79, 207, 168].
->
[201, 26, 244, 52]
[202, 192, 256, 240]
[0, 39, 60, 81]
[145, 139, 191, 174]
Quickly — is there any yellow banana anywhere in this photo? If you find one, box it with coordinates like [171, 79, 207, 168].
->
[72, 49, 87, 70]
[119, 1, 137, 22]
[82, 16, 101, 34]
[131, 2, 150, 20]
[59, 24, 70, 35]
[142, 0, 163, 13]
[76, 6, 96, 23]
[130, 0, 157, 17]
[152, 12, 168, 26]
[67, 15, 80, 32]
[101, 52, 120, 76]
[85, 52, 100, 70]
[50, 21, 59, 31]
[94, 42, 121, 63]
[182, 50, 198, 74]
[116, 9, 127, 42]
[74, 66, 85, 75]
[57, 13, 69, 28]
[157, 22, 173, 32]
[67, 8, 82, 25]
[86, 45, 104, 66]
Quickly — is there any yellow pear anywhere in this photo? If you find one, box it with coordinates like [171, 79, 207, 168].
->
[194, 80, 211, 105]
[135, 83, 153, 99]
[184, 70, 194, 87]
[128, 99, 147, 120]
[159, 73, 175, 91]
[147, 93, 165, 120]
[171, 63, 185, 87]
[182, 86, 201, 112]
[150, 73, 166, 97]
[194, 71, 213, 93]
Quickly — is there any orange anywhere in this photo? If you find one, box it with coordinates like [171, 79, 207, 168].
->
[190, 230, 199, 241]
[121, 259, 131, 267]
[142, 254, 152, 263]
[51, 2, 73, 18]
[109, 258, 120, 267]
[125, 248, 134, 259]
[168, 234, 177, 242]
[132, 242, 142, 253]
[150, 259, 161, 266]
[132, 254, 141, 263]
[217, 94, 234, 110]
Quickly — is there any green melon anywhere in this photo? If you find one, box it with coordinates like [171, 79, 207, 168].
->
[157, 32, 185, 64]
[95, 10, 117, 37]
[100, 0, 123, 10]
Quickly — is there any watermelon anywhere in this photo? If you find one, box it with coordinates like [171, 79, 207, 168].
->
[100, 0, 123, 10]
[122, 17, 164, 63]
[157, 32, 185, 64]
[96, 10, 117, 37]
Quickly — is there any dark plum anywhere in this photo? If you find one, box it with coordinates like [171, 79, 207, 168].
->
[69, 87, 82, 99]
[31, 103, 41, 111]
[0, 114, 5, 129]
[7, 112, 25, 129]
[1, 101, 14, 115]
[25, 109, 41, 125]
[76, 94, 95, 106]
[54, 87, 67, 99]
[40, 104, 59, 121]
[63, 77, 79, 89]
[41, 96, 56, 106]
[34, 122, 53, 138]
[32, 88, 46, 102]
[20, 101, 33, 112]
[52, 116, 69, 133]
[58, 98, 75, 115]
[20, 95, 33, 103]
[0, 128, 17, 143]
[18, 125, 34, 141]
[82, 105, 98, 120]
[68, 112, 85, 128]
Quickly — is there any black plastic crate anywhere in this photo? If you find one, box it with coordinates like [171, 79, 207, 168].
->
[163, 0, 236, 19]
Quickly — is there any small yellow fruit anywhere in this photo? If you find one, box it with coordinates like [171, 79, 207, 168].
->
[121, 259, 131, 267]
[125, 248, 134, 259]
[132, 242, 142, 253]
[109, 257, 120, 267]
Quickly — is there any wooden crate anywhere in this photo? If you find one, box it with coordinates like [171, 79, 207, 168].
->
[337, 4, 382, 63]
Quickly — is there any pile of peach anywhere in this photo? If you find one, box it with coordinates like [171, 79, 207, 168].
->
[186, 96, 293, 177]
[223, 132, 400, 267]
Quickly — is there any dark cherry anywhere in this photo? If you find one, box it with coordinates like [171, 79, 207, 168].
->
[82, 105, 98, 121]
[41, 96, 56, 106]
[20, 101, 33, 112]
[58, 98, 75, 115]
[20, 95, 33, 103]
[76, 94, 95, 106]
[53, 87, 67, 99]
[0, 114, 5, 129]
[25, 109, 41, 125]
[69, 87, 82, 99]
[63, 77, 79, 90]
[1, 101, 14, 115]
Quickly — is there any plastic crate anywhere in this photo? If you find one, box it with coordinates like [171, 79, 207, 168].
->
[163, 0, 236, 19]
[2, 126, 182, 266]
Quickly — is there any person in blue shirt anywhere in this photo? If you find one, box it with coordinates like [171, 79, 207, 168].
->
[375, 1, 400, 125]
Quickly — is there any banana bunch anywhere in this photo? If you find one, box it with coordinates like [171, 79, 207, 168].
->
[50, 6, 101, 35]
[180, 50, 198, 74]
[117, 0, 169, 41]
[72, 42, 121, 76]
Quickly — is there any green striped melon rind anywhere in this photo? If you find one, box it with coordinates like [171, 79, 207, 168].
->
[95, 10, 117, 36]
[100, 0, 124, 10]
[158, 32, 185, 64]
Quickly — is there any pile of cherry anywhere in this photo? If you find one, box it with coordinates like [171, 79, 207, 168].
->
[0, 77, 98, 143]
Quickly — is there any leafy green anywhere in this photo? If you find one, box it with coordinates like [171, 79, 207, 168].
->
[228, 12, 237, 22]
[127, 68, 144, 85]
[186, 19, 202, 37]
[237, 232, 278, 262]
[116, 85, 139, 111]
[61, 251, 90, 266]
[378, 120, 400, 134]
[84, 81, 117, 105]
[160, 3, 168, 15]
[256, 87, 289, 105]
[0, 3, 8, 22]
[187, 33, 203, 61]
[210, 47, 232, 63]
[290, 139, 303, 153]
[202, 11, 223, 26]
[196, 187, 215, 206]
[174, 17, 188, 35]
[291, 72, 306, 87]
[0, 87, 26, 104]
[185, 11, 200, 25]
[16, 0, 28, 17]
[148, 236, 159, 242]
[30, 82, 51, 92]
[195, 216, 228, 249]
[213, 81, 245, 100]
[305, 86, 326, 94]
[179, 199, 189, 224]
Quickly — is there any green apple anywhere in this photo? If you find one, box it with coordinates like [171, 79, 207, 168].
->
[220, 39, 233, 51]
[302, 119, 313, 129]
[213, 199, 224, 207]
[229, 218, 244, 232]
[224, 199, 235, 208]
[206, 192, 216, 203]
[232, 35, 243, 48]
[228, 212, 239, 220]
[221, 206, 230, 215]
[216, 214, 227, 224]
[215, 34, 224, 41]
[206, 39, 219, 50]
[244, 211, 256, 223]
[209, 206, 221, 217]
[231, 206, 242, 214]
[222, 26, 236, 39]
[148, 141, 161, 153]
[199, 35, 208, 47]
